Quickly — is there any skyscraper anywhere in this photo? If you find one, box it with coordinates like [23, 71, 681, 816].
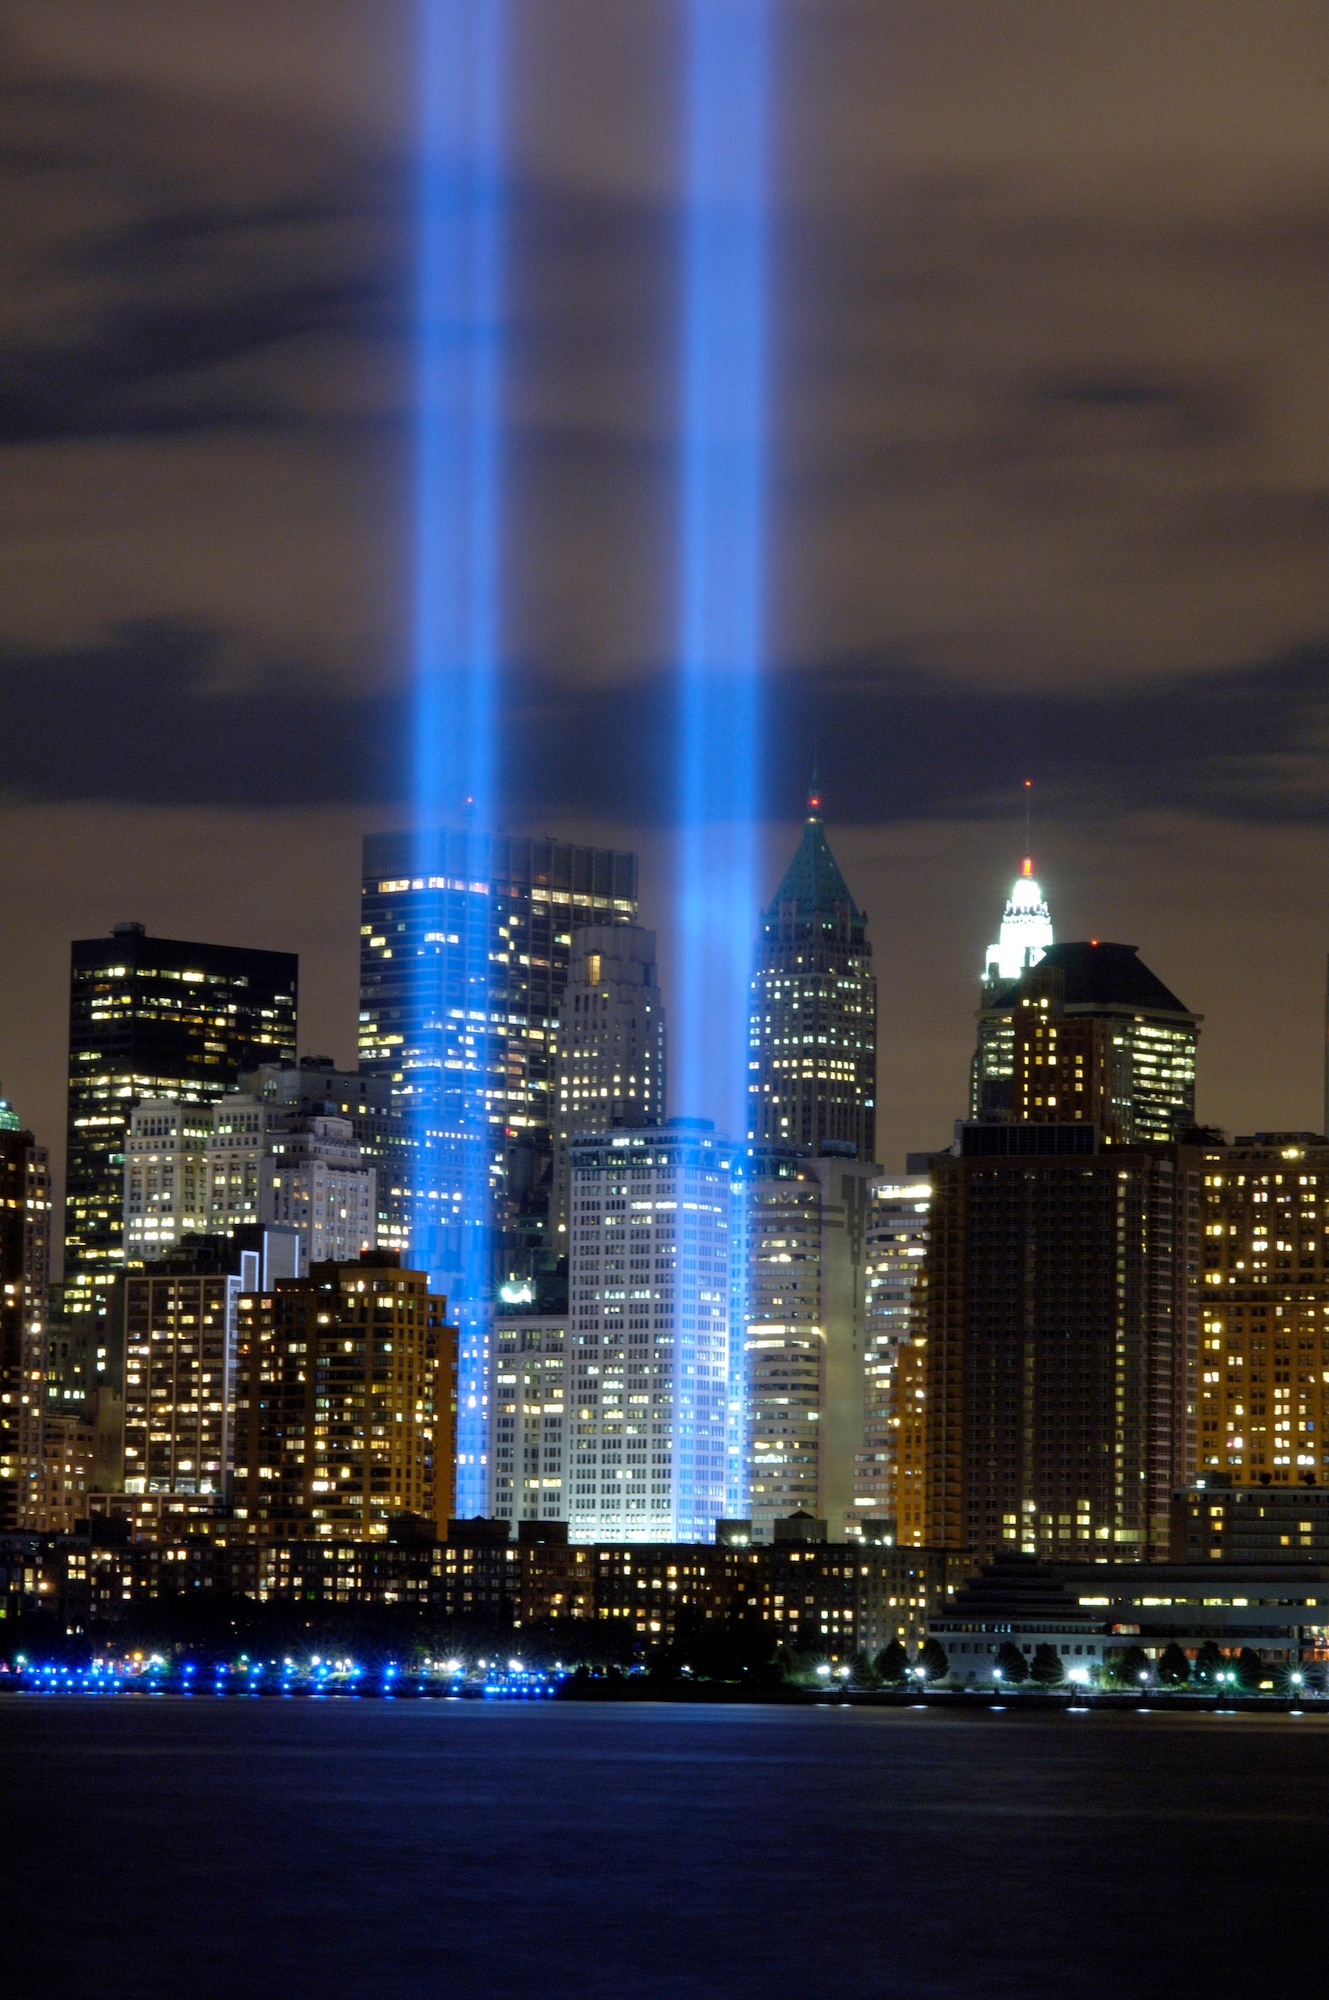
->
[551, 922, 666, 1236]
[1195, 1133, 1329, 1488]
[915, 1123, 1202, 1562]
[973, 941, 1200, 1141]
[566, 1123, 732, 1543]
[744, 1153, 875, 1540]
[0, 1096, 51, 1530]
[359, 832, 637, 1512]
[64, 924, 298, 1319]
[854, 1175, 930, 1526]
[747, 797, 877, 1162]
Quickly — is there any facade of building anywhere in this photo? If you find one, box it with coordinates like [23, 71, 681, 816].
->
[0, 1111, 51, 1529]
[489, 1313, 568, 1529]
[1196, 1135, 1329, 1486]
[233, 1253, 456, 1540]
[358, 832, 638, 1513]
[566, 1124, 733, 1544]
[242, 1058, 411, 1257]
[64, 924, 297, 1319]
[747, 801, 877, 1163]
[915, 1124, 1203, 1563]
[744, 1154, 876, 1541]
[123, 1093, 375, 1268]
[854, 1176, 930, 1525]
[551, 923, 666, 1237]
[972, 941, 1199, 1141]
[1172, 1477, 1329, 1563]
[121, 1263, 241, 1501]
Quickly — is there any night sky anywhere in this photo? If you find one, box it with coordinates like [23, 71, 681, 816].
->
[4, 1, 1329, 1220]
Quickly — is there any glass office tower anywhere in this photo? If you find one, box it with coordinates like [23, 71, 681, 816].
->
[358, 832, 637, 1511]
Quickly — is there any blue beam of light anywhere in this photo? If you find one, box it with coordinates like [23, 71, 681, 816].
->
[412, 0, 505, 1516]
[676, 0, 771, 1518]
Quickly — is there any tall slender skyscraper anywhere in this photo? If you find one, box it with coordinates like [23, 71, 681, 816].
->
[915, 1123, 1202, 1562]
[359, 832, 637, 1513]
[747, 793, 877, 1161]
[64, 925, 298, 1320]
[551, 923, 666, 1237]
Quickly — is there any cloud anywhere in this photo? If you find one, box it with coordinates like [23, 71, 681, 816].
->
[3, 619, 1328, 829]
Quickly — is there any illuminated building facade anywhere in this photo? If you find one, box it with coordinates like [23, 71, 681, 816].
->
[982, 859, 1054, 987]
[567, 1124, 732, 1544]
[854, 1176, 930, 1525]
[744, 1155, 875, 1541]
[973, 941, 1199, 1141]
[121, 1263, 241, 1501]
[917, 1124, 1203, 1562]
[1197, 1136, 1329, 1486]
[488, 1313, 567, 1528]
[124, 1094, 375, 1268]
[552, 924, 666, 1237]
[748, 801, 877, 1162]
[0, 1106, 51, 1529]
[359, 833, 636, 1513]
[64, 924, 297, 1320]
[243, 1059, 410, 1256]
[234, 1252, 456, 1540]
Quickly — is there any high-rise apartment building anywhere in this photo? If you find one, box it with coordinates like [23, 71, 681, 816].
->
[551, 923, 666, 1235]
[121, 1258, 242, 1502]
[973, 941, 1199, 1141]
[854, 1176, 930, 1525]
[744, 1154, 875, 1540]
[747, 801, 877, 1162]
[1196, 1135, 1329, 1487]
[124, 1093, 375, 1268]
[916, 1123, 1202, 1562]
[234, 1252, 456, 1540]
[488, 1313, 567, 1529]
[359, 832, 637, 1513]
[0, 1100, 51, 1530]
[566, 1124, 732, 1543]
[65, 924, 297, 1318]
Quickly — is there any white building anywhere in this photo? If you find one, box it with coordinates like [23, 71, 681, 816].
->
[488, 1314, 568, 1528]
[982, 860, 1053, 987]
[567, 1123, 732, 1543]
[124, 1094, 376, 1269]
[854, 1177, 930, 1525]
[744, 1155, 876, 1541]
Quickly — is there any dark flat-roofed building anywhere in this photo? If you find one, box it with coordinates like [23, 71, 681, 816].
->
[65, 924, 297, 1320]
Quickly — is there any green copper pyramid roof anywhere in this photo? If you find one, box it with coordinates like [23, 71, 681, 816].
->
[0, 1089, 20, 1133]
[766, 815, 864, 922]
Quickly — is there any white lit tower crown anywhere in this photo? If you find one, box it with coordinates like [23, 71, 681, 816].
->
[981, 857, 1054, 989]
[972, 814, 1055, 1119]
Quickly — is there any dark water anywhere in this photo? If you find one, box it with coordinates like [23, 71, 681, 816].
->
[4, 1697, 1325, 1999]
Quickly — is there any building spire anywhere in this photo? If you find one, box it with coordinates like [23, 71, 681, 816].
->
[807, 757, 822, 819]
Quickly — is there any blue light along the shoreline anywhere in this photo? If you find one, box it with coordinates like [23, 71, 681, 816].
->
[677, 0, 771, 1518]
[412, 0, 506, 1514]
